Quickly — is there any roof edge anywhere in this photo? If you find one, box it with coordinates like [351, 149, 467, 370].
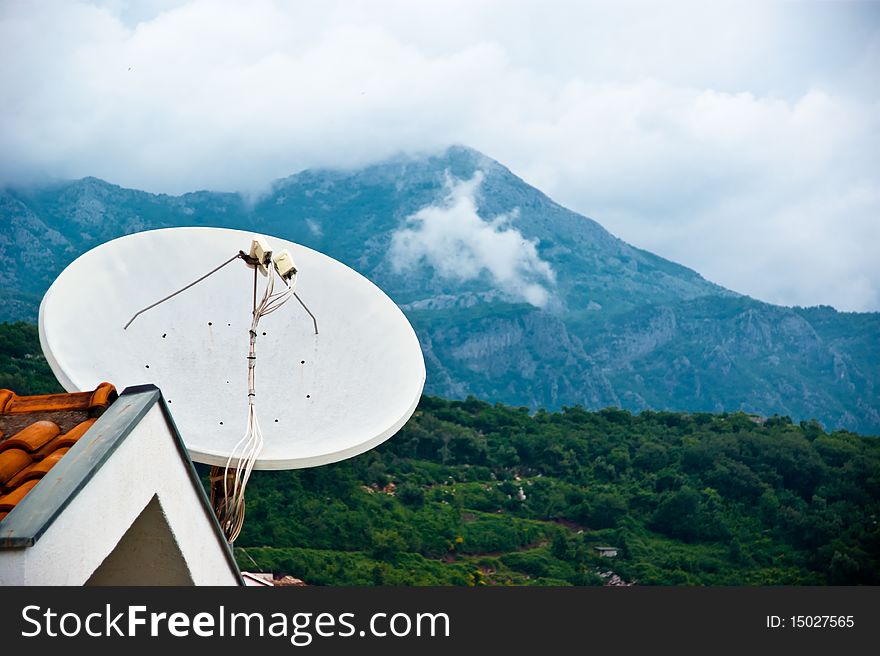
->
[0, 384, 244, 585]
[0, 386, 157, 548]
[145, 386, 244, 586]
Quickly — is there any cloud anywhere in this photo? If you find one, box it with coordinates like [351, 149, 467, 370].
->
[0, 1, 878, 310]
[511, 82, 880, 312]
[389, 172, 555, 307]
[305, 218, 323, 238]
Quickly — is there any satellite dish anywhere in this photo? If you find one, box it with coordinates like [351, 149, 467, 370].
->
[39, 227, 425, 474]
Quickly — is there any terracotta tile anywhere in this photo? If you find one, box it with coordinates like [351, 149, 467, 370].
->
[31, 435, 63, 461]
[0, 479, 39, 511]
[33, 419, 96, 459]
[0, 449, 33, 486]
[0, 421, 61, 454]
[0, 390, 12, 414]
[4, 448, 70, 490]
[1, 391, 92, 414]
[57, 418, 97, 447]
[0, 383, 116, 522]
[0, 382, 116, 416]
[89, 383, 117, 412]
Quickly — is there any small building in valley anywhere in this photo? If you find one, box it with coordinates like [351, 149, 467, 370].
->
[594, 546, 619, 558]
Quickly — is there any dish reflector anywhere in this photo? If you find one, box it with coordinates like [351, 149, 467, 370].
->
[39, 227, 426, 470]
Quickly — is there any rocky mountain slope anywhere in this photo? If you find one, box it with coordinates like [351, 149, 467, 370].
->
[1, 147, 877, 433]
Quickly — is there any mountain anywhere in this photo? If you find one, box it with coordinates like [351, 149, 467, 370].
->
[1, 146, 878, 433]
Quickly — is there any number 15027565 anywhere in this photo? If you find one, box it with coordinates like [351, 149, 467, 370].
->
[766, 615, 854, 629]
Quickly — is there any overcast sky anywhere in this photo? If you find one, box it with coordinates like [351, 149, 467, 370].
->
[1, 1, 878, 311]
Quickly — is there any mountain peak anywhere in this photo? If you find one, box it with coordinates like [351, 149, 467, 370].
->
[1, 149, 877, 433]
[431, 144, 504, 170]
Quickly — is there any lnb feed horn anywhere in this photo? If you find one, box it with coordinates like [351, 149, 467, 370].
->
[248, 235, 273, 275]
[273, 250, 297, 283]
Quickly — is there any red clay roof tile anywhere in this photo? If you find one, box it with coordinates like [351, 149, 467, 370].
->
[0, 384, 116, 523]
[56, 418, 97, 447]
[0, 390, 12, 414]
[0, 382, 116, 415]
[89, 383, 117, 410]
[34, 419, 97, 460]
[0, 479, 39, 511]
[0, 449, 33, 486]
[4, 448, 70, 491]
[0, 421, 61, 453]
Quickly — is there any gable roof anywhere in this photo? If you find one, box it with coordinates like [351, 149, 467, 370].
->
[0, 383, 243, 585]
[0, 383, 117, 523]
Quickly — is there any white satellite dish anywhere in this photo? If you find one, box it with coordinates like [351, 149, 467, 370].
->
[39, 227, 426, 474]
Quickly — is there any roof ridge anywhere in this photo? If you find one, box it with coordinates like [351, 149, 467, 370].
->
[0, 383, 117, 416]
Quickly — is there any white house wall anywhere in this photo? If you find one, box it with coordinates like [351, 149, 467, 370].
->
[0, 404, 239, 585]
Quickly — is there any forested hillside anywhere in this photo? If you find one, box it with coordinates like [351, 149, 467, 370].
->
[231, 396, 879, 585]
[2, 320, 877, 585]
[0, 322, 59, 394]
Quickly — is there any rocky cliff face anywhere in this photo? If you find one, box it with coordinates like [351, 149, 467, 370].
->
[1, 147, 877, 433]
